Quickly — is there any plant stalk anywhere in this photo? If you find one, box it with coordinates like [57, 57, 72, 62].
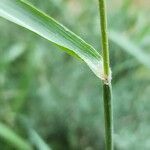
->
[98, 0, 113, 150]
[103, 84, 113, 150]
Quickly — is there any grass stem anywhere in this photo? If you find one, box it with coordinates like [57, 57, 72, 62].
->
[103, 84, 113, 150]
[98, 0, 113, 150]
[98, 0, 110, 76]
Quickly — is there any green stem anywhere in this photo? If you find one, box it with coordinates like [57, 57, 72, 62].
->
[103, 84, 113, 150]
[98, 0, 113, 150]
[98, 0, 110, 76]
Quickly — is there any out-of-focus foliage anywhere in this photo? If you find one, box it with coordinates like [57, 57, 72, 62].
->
[0, 0, 150, 150]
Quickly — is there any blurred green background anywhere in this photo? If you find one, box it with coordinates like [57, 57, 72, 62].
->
[0, 0, 150, 149]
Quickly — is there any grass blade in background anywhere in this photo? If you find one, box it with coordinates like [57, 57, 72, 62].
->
[0, 123, 32, 150]
[29, 129, 52, 150]
[109, 30, 150, 68]
[1, 43, 26, 65]
[0, 0, 104, 79]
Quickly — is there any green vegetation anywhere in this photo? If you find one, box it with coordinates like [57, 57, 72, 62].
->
[0, 0, 150, 149]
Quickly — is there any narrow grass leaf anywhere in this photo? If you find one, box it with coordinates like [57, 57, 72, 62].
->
[29, 129, 52, 150]
[109, 30, 150, 68]
[0, 122, 32, 150]
[0, 0, 103, 79]
[2, 43, 25, 64]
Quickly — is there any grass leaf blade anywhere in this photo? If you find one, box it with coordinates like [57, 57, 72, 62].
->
[29, 129, 52, 150]
[0, 0, 103, 79]
[109, 30, 150, 68]
[0, 123, 32, 150]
